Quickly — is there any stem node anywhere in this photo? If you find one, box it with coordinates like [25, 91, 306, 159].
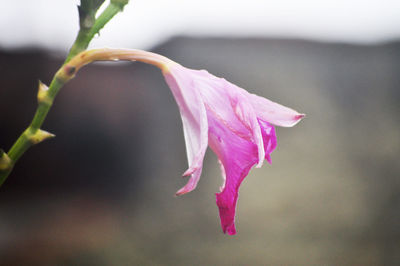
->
[37, 81, 53, 106]
[0, 150, 13, 171]
[27, 129, 56, 145]
[0, 0, 130, 187]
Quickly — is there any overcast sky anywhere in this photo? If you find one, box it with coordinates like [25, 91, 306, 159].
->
[1, 0, 400, 52]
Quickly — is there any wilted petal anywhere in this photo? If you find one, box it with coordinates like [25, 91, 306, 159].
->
[208, 113, 258, 235]
[232, 92, 265, 167]
[163, 66, 208, 195]
[81, 49, 305, 235]
[248, 93, 305, 127]
[194, 71, 265, 166]
[258, 119, 277, 164]
[157, 60, 303, 235]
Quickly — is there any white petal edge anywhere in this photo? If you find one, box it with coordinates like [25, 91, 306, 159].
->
[248, 93, 305, 127]
[163, 66, 209, 195]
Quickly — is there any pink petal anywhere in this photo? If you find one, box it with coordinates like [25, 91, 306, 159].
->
[232, 92, 265, 167]
[160, 62, 303, 235]
[258, 119, 277, 163]
[207, 113, 259, 235]
[193, 70, 265, 166]
[248, 93, 305, 127]
[163, 65, 209, 195]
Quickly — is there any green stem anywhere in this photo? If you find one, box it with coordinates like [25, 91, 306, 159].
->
[0, 1, 129, 187]
[0, 150, 12, 186]
[65, 2, 125, 63]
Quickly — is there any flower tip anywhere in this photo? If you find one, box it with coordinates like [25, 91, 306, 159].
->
[255, 159, 264, 169]
[182, 167, 196, 177]
[296, 114, 306, 120]
[223, 224, 237, 235]
[175, 191, 186, 197]
[286, 113, 306, 127]
[175, 186, 192, 196]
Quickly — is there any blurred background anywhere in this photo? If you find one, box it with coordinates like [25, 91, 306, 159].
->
[1, 0, 400, 265]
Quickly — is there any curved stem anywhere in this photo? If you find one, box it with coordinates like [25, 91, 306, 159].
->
[0, 48, 173, 186]
[0, 1, 129, 187]
[66, 2, 125, 63]
[60, 48, 174, 77]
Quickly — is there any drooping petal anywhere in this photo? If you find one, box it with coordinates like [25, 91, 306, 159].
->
[207, 113, 259, 235]
[193, 70, 265, 166]
[231, 91, 265, 167]
[158, 61, 303, 235]
[163, 65, 209, 195]
[248, 93, 305, 127]
[258, 119, 277, 164]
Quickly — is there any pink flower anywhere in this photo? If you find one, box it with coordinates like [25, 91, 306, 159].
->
[162, 62, 304, 235]
[64, 48, 304, 235]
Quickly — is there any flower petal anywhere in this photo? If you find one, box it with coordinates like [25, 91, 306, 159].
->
[232, 91, 265, 167]
[258, 119, 277, 164]
[194, 71, 265, 167]
[208, 113, 259, 235]
[163, 66, 209, 195]
[248, 93, 305, 127]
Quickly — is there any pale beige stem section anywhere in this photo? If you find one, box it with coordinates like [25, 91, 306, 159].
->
[57, 48, 177, 83]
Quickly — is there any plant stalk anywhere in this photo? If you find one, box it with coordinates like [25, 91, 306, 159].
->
[0, 1, 129, 187]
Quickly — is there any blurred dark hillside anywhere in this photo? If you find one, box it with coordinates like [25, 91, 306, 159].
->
[0, 37, 399, 265]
